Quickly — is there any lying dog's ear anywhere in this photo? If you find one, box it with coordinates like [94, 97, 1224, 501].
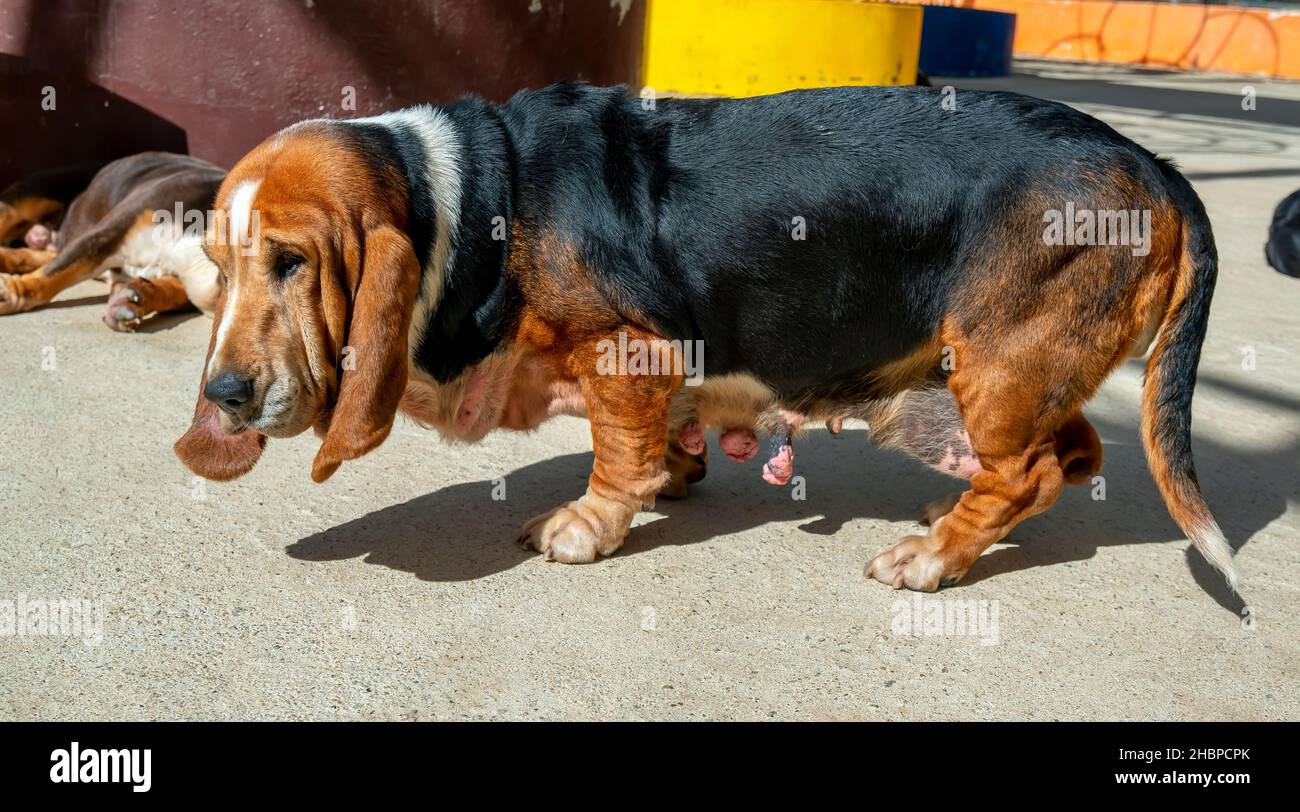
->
[311, 225, 421, 483]
[174, 290, 267, 480]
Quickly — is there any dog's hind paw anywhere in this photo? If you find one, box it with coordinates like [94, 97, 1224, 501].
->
[103, 276, 191, 332]
[104, 281, 145, 331]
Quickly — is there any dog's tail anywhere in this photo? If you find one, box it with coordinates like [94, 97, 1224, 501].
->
[1141, 160, 1237, 589]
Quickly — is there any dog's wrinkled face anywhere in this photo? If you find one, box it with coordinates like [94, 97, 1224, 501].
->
[202, 176, 335, 439]
[175, 124, 421, 483]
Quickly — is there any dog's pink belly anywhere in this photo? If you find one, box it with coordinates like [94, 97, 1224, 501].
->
[935, 429, 983, 479]
[500, 376, 586, 431]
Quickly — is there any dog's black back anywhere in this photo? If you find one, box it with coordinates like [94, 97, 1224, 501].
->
[438, 84, 1173, 398]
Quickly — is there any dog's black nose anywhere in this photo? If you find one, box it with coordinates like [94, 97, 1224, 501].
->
[204, 372, 253, 413]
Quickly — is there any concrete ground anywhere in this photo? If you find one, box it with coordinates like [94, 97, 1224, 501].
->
[1, 61, 1297, 720]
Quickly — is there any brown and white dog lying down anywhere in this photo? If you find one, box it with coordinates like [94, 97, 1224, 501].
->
[174, 85, 1237, 593]
[0, 153, 224, 331]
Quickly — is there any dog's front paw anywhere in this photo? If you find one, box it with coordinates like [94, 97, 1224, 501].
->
[865, 534, 966, 592]
[0, 273, 40, 315]
[518, 491, 635, 563]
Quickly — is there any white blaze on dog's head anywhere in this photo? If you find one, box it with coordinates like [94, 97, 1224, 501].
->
[228, 179, 261, 247]
[206, 179, 260, 376]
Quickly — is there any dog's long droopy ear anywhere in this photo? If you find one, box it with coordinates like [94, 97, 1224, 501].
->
[174, 288, 267, 480]
[311, 225, 421, 483]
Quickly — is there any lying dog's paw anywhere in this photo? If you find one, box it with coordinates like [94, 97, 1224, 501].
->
[103, 277, 184, 332]
[864, 534, 966, 592]
[104, 281, 145, 331]
[517, 492, 634, 563]
[0, 273, 39, 315]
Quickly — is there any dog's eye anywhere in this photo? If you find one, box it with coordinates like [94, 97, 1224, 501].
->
[273, 252, 304, 279]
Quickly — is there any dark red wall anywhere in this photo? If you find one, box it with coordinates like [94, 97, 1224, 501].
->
[0, 0, 646, 186]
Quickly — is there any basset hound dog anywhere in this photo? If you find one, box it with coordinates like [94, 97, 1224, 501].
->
[175, 83, 1237, 593]
[0, 152, 224, 331]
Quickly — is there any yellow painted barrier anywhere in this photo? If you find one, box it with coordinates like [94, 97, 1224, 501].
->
[642, 0, 923, 96]
[898, 0, 1300, 80]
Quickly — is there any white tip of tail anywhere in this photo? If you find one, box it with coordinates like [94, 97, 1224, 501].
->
[1188, 517, 1239, 590]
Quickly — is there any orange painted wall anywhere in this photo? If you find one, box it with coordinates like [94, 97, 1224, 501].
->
[896, 0, 1300, 79]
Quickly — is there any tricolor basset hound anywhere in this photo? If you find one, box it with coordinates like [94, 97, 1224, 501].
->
[0, 153, 224, 331]
[174, 83, 1237, 593]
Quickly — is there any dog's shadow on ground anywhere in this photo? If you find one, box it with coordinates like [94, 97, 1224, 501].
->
[136, 308, 199, 333]
[41, 294, 108, 311]
[961, 415, 1295, 615]
[42, 291, 199, 332]
[288, 403, 1294, 612]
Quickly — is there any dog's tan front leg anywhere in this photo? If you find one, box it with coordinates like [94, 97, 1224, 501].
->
[0, 247, 56, 276]
[519, 330, 682, 562]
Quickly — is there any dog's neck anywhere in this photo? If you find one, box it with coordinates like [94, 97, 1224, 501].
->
[343, 101, 531, 440]
[412, 99, 517, 385]
[342, 101, 520, 374]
